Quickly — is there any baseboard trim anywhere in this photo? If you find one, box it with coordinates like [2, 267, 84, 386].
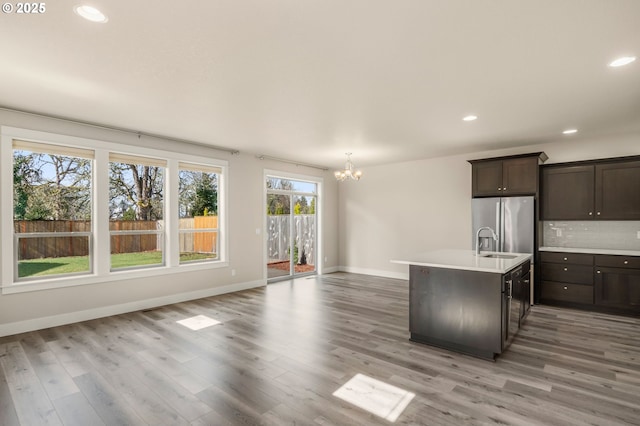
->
[0, 279, 265, 338]
[320, 266, 339, 274]
[338, 265, 408, 281]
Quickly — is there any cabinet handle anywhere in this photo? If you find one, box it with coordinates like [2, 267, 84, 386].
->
[563, 286, 568, 290]
[563, 267, 568, 271]
[497, 187, 502, 191]
[597, 212, 601, 216]
[503, 187, 507, 191]
[596, 270, 601, 274]
[588, 212, 593, 216]
[563, 257, 568, 261]
[624, 260, 629, 265]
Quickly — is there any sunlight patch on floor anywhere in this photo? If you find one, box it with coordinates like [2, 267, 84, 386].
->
[176, 315, 221, 330]
[333, 373, 415, 422]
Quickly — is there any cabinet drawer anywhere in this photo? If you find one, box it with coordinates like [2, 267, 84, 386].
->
[541, 281, 594, 304]
[540, 251, 594, 265]
[595, 255, 640, 269]
[541, 263, 594, 285]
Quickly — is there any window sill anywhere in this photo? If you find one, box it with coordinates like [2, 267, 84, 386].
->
[1, 260, 229, 295]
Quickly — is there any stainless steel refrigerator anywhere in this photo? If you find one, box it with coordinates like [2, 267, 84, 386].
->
[471, 196, 535, 255]
[472, 196, 535, 308]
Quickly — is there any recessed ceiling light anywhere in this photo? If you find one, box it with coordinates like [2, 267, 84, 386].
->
[562, 129, 578, 135]
[608, 56, 636, 67]
[74, 5, 108, 23]
[463, 115, 478, 122]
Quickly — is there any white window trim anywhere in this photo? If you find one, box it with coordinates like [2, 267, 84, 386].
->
[1, 126, 228, 294]
[263, 168, 323, 281]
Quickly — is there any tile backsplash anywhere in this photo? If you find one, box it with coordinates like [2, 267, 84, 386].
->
[542, 221, 640, 250]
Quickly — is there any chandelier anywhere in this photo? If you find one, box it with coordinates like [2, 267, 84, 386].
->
[334, 152, 363, 181]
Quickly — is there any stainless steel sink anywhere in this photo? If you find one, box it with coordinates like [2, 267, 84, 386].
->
[480, 253, 518, 259]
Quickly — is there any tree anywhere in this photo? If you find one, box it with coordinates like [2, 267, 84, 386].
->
[266, 178, 293, 215]
[191, 172, 218, 216]
[45, 154, 91, 220]
[13, 152, 37, 219]
[178, 170, 218, 218]
[110, 162, 163, 220]
[13, 151, 91, 220]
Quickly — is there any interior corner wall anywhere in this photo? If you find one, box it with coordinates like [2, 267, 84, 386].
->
[338, 132, 640, 280]
[0, 109, 339, 336]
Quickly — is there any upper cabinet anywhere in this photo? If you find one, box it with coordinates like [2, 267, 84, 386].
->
[541, 158, 640, 220]
[469, 153, 547, 197]
[541, 165, 594, 220]
[595, 160, 640, 219]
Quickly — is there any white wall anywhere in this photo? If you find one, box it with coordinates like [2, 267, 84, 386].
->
[338, 132, 640, 279]
[0, 109, 339, 335]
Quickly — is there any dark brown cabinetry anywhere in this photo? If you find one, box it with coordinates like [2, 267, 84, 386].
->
[595, 161, 640, 219]
[540, 251, 640, 315]
[541, 158, 640, 220]
[541, 165, 594, 220]
[517, 260, 531, 325]
[594, 255, 640, 313]
[409, 260, 530, 360]
[470, 153, 547, 197]
[540, 252, 594, 305]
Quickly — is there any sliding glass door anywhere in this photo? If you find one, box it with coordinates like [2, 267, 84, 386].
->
[266, 176, 317, 281]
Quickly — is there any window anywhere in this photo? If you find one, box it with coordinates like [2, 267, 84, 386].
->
[178, 163, 220, 264]
[2, 126, 228, 293]
[12, 140, 94, 280]
[109, 153, 166, 270]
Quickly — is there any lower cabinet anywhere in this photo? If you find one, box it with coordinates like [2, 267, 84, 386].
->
[540, 251, 594, 306]
[594, 258, 640, 311]
[409, 262, 529, 360]
[540, 251, 640, 315]
[518, 261, 531, 325]
[541, 281, 594, 304]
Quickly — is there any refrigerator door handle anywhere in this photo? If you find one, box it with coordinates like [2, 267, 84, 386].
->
[497, 199, 505, 252]
[495, 200, 501, 251]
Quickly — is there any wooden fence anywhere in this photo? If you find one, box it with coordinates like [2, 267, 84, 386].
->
[15, 220, 92, 260]
[179, 216, 218, 254]
[109, 220, 163, 255]
[15, 217, 218, 260]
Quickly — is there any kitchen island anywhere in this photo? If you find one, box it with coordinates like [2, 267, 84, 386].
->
[392, 249, 532, 360]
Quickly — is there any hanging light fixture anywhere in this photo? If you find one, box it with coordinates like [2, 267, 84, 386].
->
[334, 152, 363, 181]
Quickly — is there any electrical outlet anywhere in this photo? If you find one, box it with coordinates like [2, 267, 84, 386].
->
[231, 269, 236, 276]
[637, 231, 640, 239]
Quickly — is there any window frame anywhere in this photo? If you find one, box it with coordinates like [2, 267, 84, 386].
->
[1, 126, 228, 294]
[178, 163, 221, 265]
[12, 140, 95, 282]
[108, 153, 167, 271]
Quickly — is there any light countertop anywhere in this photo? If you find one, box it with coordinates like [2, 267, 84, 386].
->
[539, 247, 640, 256]
[391, 249, 532, 274]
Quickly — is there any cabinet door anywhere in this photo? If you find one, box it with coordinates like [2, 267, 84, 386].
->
[541, 165, 594, 220]
[595, 161, 640, 219]
[472, 160, 503, 197]
[503, 157, 538, 195]
[594, 267, 640, 312]
[520, 271, 531, 324]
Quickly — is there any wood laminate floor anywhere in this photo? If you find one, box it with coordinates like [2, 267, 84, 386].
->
[1, 272, 639, 425]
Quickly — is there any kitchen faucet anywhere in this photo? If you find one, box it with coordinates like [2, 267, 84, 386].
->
[476, 226, 498, 256]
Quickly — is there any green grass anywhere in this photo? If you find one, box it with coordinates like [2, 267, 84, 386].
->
[111, 251, 164, 269]
[18, 255, 91, 278]
[18, 251, 217, 278]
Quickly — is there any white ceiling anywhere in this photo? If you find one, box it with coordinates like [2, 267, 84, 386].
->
[1, 1, 639, 168]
